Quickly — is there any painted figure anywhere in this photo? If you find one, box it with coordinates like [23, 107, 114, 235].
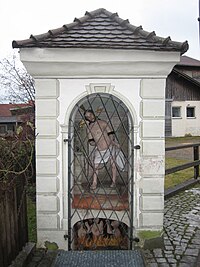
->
[77, 221, 87, 239]
[84, 110, 125, 190]
[111, 221, 121, 238]
[91, 218, 104, 237]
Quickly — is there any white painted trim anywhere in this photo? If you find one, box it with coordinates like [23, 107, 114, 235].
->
[20, 48, 180, 62]
[20, 48, 180, 78]
[85, 83, 114, 94]
[63, 83, 138, 127]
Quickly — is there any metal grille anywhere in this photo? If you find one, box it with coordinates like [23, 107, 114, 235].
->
[68, 93, 134, 250]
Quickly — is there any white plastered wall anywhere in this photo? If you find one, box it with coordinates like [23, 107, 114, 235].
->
[172, 101, 200, 137]
[20, 48, 180, 249]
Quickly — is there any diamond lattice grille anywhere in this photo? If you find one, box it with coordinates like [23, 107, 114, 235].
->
[68, 93, 134, 250]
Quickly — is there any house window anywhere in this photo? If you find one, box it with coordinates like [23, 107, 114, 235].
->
[172, 107, 181, 118]
[0, 125, 6, 134]
[186, 107, 195, 118]
[7, 124, 15, 131]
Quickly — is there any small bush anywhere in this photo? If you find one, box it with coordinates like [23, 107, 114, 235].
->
[0, 121, 35, 181]
[184, 133, 192, 137]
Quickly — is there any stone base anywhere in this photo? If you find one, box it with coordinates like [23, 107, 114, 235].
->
[137, 230, 164, 250]
[143, 236, 164, 249]
[37, 230, 68, 250]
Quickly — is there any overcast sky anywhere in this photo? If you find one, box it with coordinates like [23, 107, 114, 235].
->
[0, 0, 199, 59]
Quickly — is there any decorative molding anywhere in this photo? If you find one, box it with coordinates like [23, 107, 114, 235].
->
[85, 83, 114, 94]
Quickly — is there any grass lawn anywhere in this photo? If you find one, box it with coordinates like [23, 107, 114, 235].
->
[165, 157, 194, 189]
[27, 185, 37, 243]
[165, 136, 200, 146]
[27, 196, 37, 242]
[165, 136, 199, 189]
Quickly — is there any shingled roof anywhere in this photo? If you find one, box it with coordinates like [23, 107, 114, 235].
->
[178, 56, 200, 67]
[12, 8, 188, 54]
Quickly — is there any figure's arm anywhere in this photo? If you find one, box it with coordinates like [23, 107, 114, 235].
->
[106, 123, 120, 148]
[87, 126, 96, 146]
[109, 132, 120, 148]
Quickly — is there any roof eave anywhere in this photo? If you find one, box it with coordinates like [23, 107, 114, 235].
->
[173, 68, 200, 87]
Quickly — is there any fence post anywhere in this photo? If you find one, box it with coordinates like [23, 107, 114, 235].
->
[194, 145, 199, 179]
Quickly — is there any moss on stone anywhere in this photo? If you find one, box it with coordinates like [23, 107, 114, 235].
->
[44, 241, 58, 250]
[137, 230, 164, 249]
[138, 230, 163, 240]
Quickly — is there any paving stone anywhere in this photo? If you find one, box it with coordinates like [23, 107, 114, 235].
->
[143, 250, 153, 257]
[164, 251, 174, 255]
[164, 240, 171, 246]
[156, 258, 167, 263]
[189, 244, 200, 250]
[164, 245, 174, 251]
[178, 262, 195, 267]
[187, 244, 200, 249]
[181, 239, 189, 243]
[164, 252, 174, 257]
[181, 255, 197, 263]
[153, 249, 163, 257]
[175, 236, 183, 241]
[184, 248, 199, 256]
[176, 255, 181, 260]
[167, 258, 177, 264]
[175, 250, 184, 256]
[173, 241, 181, 246]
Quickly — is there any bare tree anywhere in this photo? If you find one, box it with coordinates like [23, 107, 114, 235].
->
[0, 51, 36, 182]
[0, 51, 35, 104]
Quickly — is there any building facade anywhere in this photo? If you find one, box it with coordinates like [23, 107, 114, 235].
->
[166, 56, 200, 137]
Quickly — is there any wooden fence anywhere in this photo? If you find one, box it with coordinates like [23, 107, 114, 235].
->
[0, 175, 28, 267]
[166, 142, 200, 178]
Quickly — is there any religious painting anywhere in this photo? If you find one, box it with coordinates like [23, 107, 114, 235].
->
[68, 93, 134, 250]
[73, 218, 129, 250]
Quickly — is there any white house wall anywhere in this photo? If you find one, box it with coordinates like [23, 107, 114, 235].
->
[20, 48, 179, 249]
[172, 101, 200, 137]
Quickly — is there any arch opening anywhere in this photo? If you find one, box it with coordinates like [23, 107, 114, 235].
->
[68, 93, 134, 250]
[73, 218, 129, 250]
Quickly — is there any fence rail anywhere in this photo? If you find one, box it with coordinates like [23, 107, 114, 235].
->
[165, 142, 200, 179]
[0, 175, 28, 267]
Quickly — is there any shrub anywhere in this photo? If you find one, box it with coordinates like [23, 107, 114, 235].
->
[0, 121, 35, 181]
